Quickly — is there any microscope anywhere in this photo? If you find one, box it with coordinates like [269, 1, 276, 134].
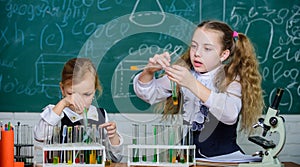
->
[239, 88, 286, 167]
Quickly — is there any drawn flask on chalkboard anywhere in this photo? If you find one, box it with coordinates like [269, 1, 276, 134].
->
[129, 0, 166, 27]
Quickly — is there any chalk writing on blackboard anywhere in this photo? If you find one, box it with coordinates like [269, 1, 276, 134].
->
[0, 0, 298, 114]
[78, 12, 196, 113]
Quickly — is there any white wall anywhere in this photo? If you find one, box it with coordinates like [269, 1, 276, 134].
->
[0, 112, 299, 164]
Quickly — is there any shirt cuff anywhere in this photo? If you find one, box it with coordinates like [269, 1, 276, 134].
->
[40, 105, 64, 126]
[136, 77, 154, 87]
[107, 131, 124, 151]
[204, 91, 215, 108]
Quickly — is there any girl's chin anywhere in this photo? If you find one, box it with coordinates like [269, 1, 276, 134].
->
[193, 66, 207, 73]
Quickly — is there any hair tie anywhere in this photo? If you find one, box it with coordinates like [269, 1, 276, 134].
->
[233, 31, 238, 41]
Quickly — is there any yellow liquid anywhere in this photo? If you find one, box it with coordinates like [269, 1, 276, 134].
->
[173, 97, 178, 105]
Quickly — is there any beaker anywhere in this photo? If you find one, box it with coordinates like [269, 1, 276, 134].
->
[129, 0, 166, 27]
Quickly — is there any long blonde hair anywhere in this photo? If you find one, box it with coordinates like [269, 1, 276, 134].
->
[160, 20, 264, 133]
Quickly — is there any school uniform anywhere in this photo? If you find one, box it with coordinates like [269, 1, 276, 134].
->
[133, 66, 243, 158]
[34, 105, 123, 162]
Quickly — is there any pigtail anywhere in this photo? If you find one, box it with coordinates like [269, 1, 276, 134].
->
[231, 33, 264, 133]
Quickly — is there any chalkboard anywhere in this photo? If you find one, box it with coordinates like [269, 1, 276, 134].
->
[0, 0, 299, 114]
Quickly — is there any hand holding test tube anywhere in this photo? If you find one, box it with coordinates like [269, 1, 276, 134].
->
[130, 47, 180, 71]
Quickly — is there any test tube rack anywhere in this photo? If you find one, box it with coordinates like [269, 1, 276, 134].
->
[15, 143, 34, 167]
[127, 144, 196, 167]
[35, 143, 106, 167]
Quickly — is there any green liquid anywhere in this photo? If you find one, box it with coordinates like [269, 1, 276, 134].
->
[53, 156, 59, 164]
[180, 157, 185, 163]
[189, 155, 193, 162]
[132, 138, 139, 162]
[84, 150, 90, 164]
[142, 155, 147, 161]
[133, 156, 139, 162]
[153, 153, 157, 162]
[97, 155, 102, 164]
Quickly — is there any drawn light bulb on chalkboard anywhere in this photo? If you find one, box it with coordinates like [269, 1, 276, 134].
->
[129, 0, 166, 27]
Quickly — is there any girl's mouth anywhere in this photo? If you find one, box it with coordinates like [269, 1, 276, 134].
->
[194, 60, 203, 67]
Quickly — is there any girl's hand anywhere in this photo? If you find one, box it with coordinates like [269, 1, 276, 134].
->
[145, 52, 171, 73]
[100, 122, 120, 145]
[60, 93, 86, 114]
[165, 65, 197, 90]
[165, 65, 211, 102]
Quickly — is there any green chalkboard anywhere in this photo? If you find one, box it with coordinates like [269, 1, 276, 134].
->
[0, 0, 299, 114]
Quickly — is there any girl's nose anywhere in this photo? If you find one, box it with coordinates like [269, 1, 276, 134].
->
[195, 50, 201, 57]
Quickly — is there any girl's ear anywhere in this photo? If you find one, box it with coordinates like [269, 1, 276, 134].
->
[220, 49, 230, 62]
[59, 82, 65, 97]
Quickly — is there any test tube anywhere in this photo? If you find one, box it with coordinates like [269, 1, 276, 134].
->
[52, 125, 60, 144]
[132, 124, 139, 162]
[152, 125, 158, 162]
[97, 125, 104, 145]
[174, 125, 183, 163]
[79, 125, 84, 142]
[187, 125, 194, 162]
[91, 124, 97, 143]
[97, 149, 103, 164]
[67, 126, 73, 164]
[52, 125, 60, 164]
[154, 124, 167, 163]
[90, 124, 98, 164]
[171, 81, 178, 105]
[73, 125, 80, 163]
[167, 125, 175, 163]
[90, 150, 96, 164]
[67, 126, 73, 143]
[181, 124, 194, 162]
[97, 125, 104, 164]
[73, 125, 79, 143]
[141, 124, 147, 161]
[43, 124, 53, 163]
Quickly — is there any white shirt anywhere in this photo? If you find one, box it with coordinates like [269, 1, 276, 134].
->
[133, 67, 242, 125]
[34, 104, 124, 162]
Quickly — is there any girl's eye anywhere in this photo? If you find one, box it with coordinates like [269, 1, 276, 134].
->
[204, 47, 212, 51]
[84, 93, 92, 97]
[190, 44, 197, 50]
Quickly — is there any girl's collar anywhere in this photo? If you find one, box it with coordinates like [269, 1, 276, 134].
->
[63, 105, 99, 123]
[192, 65, 221, 77]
